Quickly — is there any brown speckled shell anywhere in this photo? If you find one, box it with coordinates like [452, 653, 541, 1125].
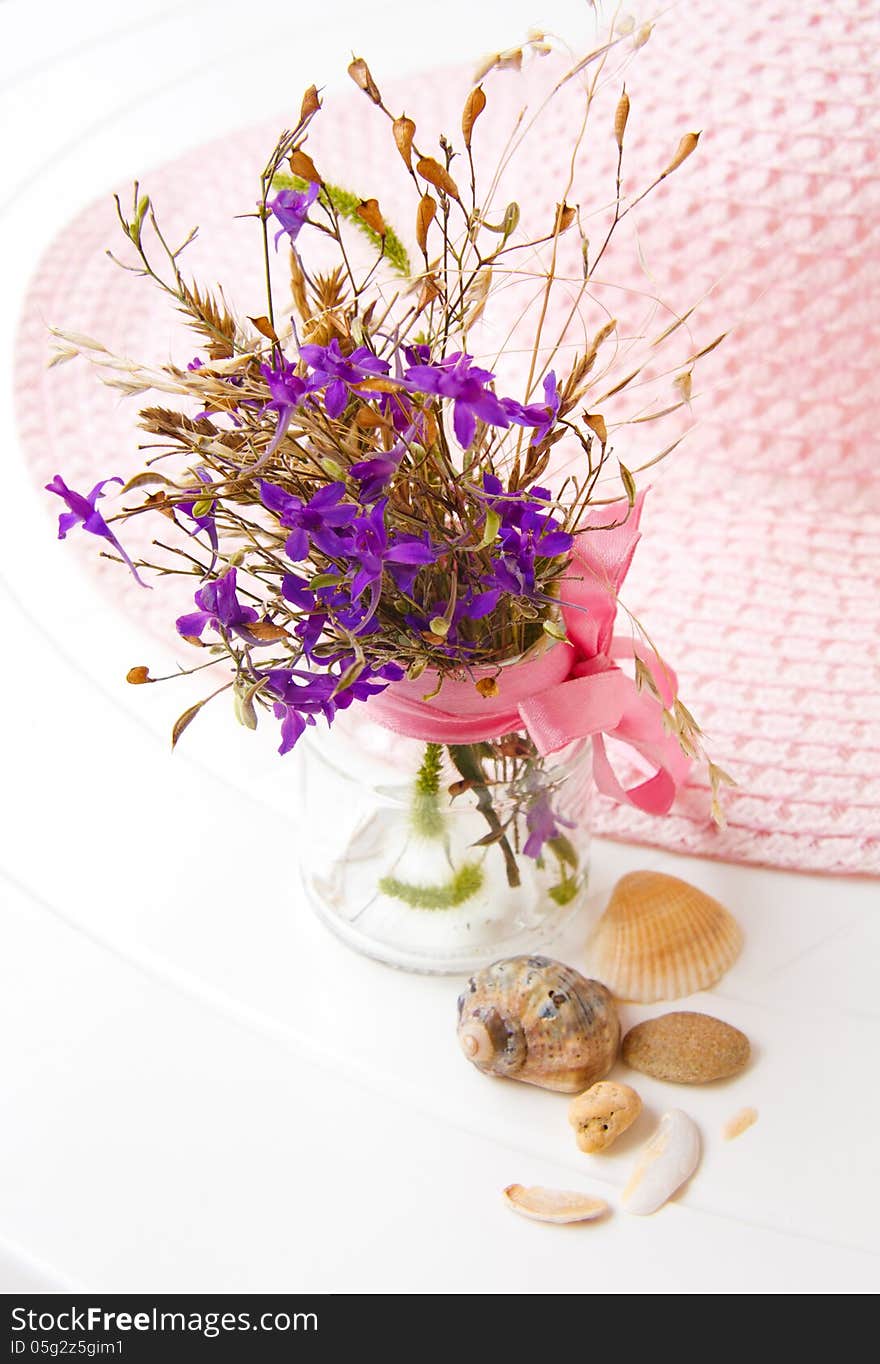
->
[456, 955, 620, 1093]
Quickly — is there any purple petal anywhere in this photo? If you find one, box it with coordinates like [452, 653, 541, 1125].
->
[324, 380, 347, 419]
[385, 539, 436, 565]
[282, 573, 315, 609]
[471, 390, 510, 428]
[176, 610, 212, 639]
[523, 830, 545, 859]
[453, 401, 476, 449]
[214, 568, 240, 622]
[536, 531, 573, 556]
[350, 564, 377, 598]
[463, 589, 500, 619]
[260, 481, 299, 517]
[285, 527, 309, 561]
[308, 481, 347, 510]
[275, 705, 307, 755]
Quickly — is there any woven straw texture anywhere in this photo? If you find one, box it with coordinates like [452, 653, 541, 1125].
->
[15, 0, 880, 874]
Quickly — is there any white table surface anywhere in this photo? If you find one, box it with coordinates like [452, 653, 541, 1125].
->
[1, 0, 878, 1294]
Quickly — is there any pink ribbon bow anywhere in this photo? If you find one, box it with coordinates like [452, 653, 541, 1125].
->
[367, 491, 690, 815]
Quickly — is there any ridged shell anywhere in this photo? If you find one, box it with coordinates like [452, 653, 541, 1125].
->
[456, 955, 620, 1093]
[585, 872, 744, 1003]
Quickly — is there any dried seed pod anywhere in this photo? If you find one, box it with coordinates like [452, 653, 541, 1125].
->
[299, 85, 321, 122]
[288, 250, 311, 321]
[347, 57, 382, 104]
[356, 198, 386, 238]
[416, 194, 437, 254]
[614, 90, 630, 150]
[553, 202, 577, 235]
[289, 149, 320, 183]
[462, 85, 487, 149]
[663, 131, 701, 177]
[417, 157, 460, 202]
[457, 956, 620, 1093]
[584, 412, 607, 446]
[393, 114, 416, 171]
[502, 202, 520, 239]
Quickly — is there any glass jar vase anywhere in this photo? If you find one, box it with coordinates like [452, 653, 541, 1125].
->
[297, 708, 593, 973]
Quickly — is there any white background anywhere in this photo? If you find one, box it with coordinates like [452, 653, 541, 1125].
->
[0, 0, 878, 1293]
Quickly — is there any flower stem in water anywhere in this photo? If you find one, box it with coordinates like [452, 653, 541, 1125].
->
[411, 742, 445, 839]
[378, 861, 484, 910]
[447, 743, 522, 888]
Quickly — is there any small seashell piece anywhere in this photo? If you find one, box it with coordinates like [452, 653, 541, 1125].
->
[622, 1110, 701, 1216]
[585, 871, 744, 1002]
[457, 956, 620, 1093]
[724, 1106, 758, 1141]
[568, 1080, 643, 1153]
[622, 1011, 750, 1084]
[503, 1184, 609, 1224]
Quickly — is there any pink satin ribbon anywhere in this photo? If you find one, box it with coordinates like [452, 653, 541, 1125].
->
[368, 492, 691, 814]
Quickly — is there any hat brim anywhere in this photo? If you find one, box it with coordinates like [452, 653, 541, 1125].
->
[16, 6, 880, 874]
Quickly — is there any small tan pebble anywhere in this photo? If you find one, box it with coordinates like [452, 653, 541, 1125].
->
[622, 1011, 750, 1084]
[568, 1080, 643, 1153]
[723, 1106, 758, 1140]
[622, 1110, 701, 1216]
[502, 1184, 609, 1224]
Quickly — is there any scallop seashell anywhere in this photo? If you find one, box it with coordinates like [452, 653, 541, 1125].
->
[622, 1109, 701, 1216]
[457, 955, 620, 1093]
[503, 1184, 609, 1224]
[585, 871, 744, 1002]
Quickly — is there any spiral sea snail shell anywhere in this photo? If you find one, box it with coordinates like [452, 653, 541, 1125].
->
[457, 956, 620, 1093]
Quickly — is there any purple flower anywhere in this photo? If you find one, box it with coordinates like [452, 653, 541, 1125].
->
[523, 791, 575, 860]
[349, 451, 403, 503]
[346, 500, 438, 622]
[299, 339, 390, 419]
[175, 467, 219, 570]
[482, 476, 573, 556]
[403, 351, 510, 449]
[502, 372, 560, 446]
[403, 586, 501, 657]
[349, 421, 424, 503]
[176, 567, 266, 644]
[476, 476, 573, 601]
[46, 474, 149, 588]
[260, 356, 314, 458]
[260, 480, 358, 561]
[261, 655, 405, 754]
[268, 182, 319, 248]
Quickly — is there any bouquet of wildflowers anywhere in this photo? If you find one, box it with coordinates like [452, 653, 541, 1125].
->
[47, 24, 729, 923]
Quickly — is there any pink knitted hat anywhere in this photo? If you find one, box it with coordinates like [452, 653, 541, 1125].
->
[17, 0, 880, 874]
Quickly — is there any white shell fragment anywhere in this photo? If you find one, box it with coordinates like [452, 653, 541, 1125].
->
[503, 1184, 609, 1224]
[622, 1110, 701, 1216]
